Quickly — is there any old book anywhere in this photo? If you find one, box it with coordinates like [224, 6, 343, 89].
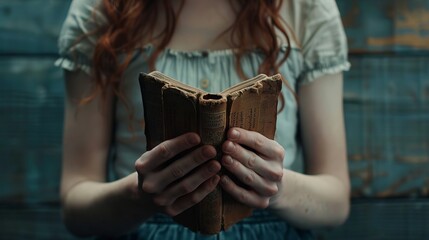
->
[138, 71, 282, 235]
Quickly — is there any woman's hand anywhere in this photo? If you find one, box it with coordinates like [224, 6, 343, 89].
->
[220, 127, 285, 209]
[135, 132, 221, 216]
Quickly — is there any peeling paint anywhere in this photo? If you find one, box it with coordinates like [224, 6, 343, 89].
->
[376, 170, 429, 197]
[348, 153, 383, 161]
[367, 3, 429, 49]
[395, 6, 429, 31]
[368, 34, 429, 49]
[341, 2, 360, 28]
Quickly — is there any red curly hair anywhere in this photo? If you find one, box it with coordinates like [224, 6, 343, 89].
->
[84, 0, 292, 112]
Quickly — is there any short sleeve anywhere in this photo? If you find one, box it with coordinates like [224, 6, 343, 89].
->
[298, 0, 351, 85]
[55, 0, 107, 74]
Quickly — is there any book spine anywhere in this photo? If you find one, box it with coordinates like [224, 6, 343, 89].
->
[197, 94, 228, 234]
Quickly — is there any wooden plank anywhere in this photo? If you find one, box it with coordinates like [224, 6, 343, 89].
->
[344, 56, 429, 197]
[0, 204, 89, 239]
[338, 0, 429, 53]
[0, 0, 70, 54]
[0, 57, 64, 203]
[316, 199, 429, 240]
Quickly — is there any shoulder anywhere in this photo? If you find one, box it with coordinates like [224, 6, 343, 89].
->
[280, 0, 350, 86]
[281, 0, 341, 21]
[279, 0, 343, 48]
[68, 0, 104, 14]
[60, 0, 107, 37]
[58, 0, 107, 54]
[56, 0, 107, 73]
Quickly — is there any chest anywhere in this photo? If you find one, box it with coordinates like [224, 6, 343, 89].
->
[160, 0, 236, 51]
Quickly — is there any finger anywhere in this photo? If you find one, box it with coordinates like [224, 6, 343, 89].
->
[153, 160, 221, 206]
[227, 128, 285, 160]
[220, 175, 269, 209]
[149, 145, 216, 191]
[222, 140, 283, 182]
[135, 132, 200, 174]
[221, 155, 278, 197]
[165, 175, 220, 216]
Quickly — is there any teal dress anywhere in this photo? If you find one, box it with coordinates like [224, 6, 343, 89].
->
[56, 0, 350, 239]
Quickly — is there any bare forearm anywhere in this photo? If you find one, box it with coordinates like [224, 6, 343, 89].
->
[269, 169, 350, 229]
[62, 172, 155, 237]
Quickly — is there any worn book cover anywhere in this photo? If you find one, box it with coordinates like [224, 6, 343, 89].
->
[138, 71, 282, 234]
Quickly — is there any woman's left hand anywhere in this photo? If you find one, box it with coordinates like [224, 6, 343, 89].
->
[220, 127, 285, 209]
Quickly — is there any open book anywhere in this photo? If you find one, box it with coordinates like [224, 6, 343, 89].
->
[138, 71, 283, 234]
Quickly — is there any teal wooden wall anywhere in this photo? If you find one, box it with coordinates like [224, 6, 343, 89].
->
[0, 1, 76, 239]
[0, 0, 428, 239]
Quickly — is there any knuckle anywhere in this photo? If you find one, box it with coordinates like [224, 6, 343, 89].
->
[243, 172, 255, 184]
[253, 136, 265, 149]
[270, 169, 283, 182]
[170, 166, 185, 179]
[135, 155, 148, 172]
[179, 182, 194, 193]
[273, 145, 285, 160]
[246, 153, 257, 168]
[239, 190, 247, 203]
[159, 142, 172, 159]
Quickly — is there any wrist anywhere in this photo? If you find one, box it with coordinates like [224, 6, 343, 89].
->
[268, 168, 293, 212]
[120, 172, 158, 218]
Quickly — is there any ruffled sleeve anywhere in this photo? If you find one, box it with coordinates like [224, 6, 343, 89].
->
[55, 0, 107, 74]
[297, 0, 351, 85]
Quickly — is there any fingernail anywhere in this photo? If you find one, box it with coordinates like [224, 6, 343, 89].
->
[223, 141, 234, 153]
[208, 163, 219, 173]
[212, 175, 220, 184]
[203, 146, 216, 158]
[188, 134, 200, 145]
[230, 129, 240, 140]
[223, 156, 233, 165]
[221, 175, 229, 184]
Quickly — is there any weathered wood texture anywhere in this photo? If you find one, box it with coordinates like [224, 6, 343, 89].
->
[316, 199, 429, 240]
[0, 58, 64, 203]
[0, 204, 90, 240]
[338, 0, 429, 53]
[0, 0, 70, 54]
[0, 0, 429, 238]
[345, 56, 429, 197]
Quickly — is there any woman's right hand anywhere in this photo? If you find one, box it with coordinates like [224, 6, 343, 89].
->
[135, 132, 221, 217]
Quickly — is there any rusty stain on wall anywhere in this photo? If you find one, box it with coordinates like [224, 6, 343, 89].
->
[396, 6, 429, 30]
[368, 34, 429, 49]
[348, 152, 383, 161]
[350, 167, 373, 197]
[368, 4, 429, 49]
[341, 2, 360, 28]
[376, 169, 429, 197]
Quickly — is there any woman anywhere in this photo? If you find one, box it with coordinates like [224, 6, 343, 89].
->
[56, 0, 351, 239]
